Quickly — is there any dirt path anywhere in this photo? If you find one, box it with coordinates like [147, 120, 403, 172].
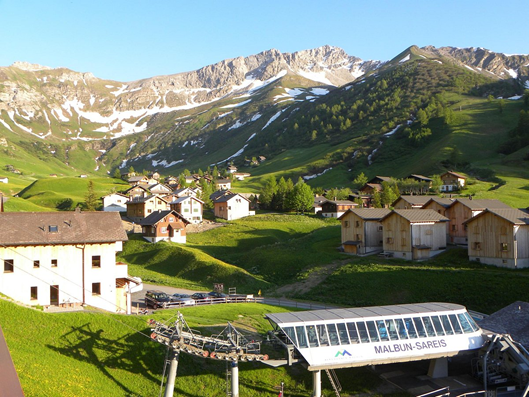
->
[272, 259, 350, 297]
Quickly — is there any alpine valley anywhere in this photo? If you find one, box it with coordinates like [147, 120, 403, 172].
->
[0, 44, 528, 193]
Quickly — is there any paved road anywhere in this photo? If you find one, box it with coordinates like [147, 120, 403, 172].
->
[131, 283, 338, 314]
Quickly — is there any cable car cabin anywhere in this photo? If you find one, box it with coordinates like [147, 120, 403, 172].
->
[266, 302, 484, 371]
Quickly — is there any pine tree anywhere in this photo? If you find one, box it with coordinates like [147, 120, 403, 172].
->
[113, 168, 121, 179]
[259, 176, 277, 209]
[85, 181, 98, 211]
[372, 190, 382, 208]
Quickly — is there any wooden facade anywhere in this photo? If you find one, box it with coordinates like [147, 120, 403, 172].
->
[440, 171, 467, 192]
[339, 209, 390, 255]
[392, 195, 431, 210]
[126, 195, 170, 222]
[446, 199, 511, 245]
[169, 196, 204, 224]
[465, 209, 529, 269]
[380, 210, 449, 260]
[321, 200, 358, 218]
[140, 210, 189, 243]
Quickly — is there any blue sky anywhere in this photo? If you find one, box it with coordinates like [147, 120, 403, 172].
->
[1, 0, 527, 82]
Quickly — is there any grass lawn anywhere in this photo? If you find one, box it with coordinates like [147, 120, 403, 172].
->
[1, 300, 384, 396]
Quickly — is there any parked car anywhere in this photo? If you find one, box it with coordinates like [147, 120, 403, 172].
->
[208, 291, 228, 299]
[171, 293, 195, 306]
[144, 290, 173, 309]
[191, 292, 211, 302]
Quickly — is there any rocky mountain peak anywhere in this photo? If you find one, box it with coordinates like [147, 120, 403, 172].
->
[11, 61, 52, 71]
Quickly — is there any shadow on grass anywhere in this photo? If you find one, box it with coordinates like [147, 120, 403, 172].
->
[47, 323, 162, 395]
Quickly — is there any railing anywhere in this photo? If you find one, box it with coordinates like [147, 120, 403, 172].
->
[417, 386, 450, 397]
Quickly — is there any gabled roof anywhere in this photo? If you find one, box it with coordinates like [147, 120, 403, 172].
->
[392, 195, 431, 207]
[463, 208, 529, 226]
[216, 178, 232, 184]
[128, 175, 148, 182]
[139, 210, 190, 226]
[380, 209, 449, 223]
[170, 195, 204, 204]
[360, 183, 382, 192]
[448, 198, 511, 211]
[407, 174, 433, 182]
[322, 200, 357, 206]
[126, 194, 169, 204]
[0, 210, 127, 246]
[210, 190, 233, 201]
[148, 183, 172, 191]
[102, 192, 128, 199]
[124, 185, 150, 194]
[477, 301, 529, 349]
[367, 176, 393, 184]
[440, 171, 467, 179]
[214, 193, 250, 203]
[338, 208, 391, 221]
[421, 197, 454, 208]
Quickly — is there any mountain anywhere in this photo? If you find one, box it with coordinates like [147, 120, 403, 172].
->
[0, 45, 528, 185]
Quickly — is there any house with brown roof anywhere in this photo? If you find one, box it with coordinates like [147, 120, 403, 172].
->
[392, 195, 431, 210]
[174, 186, 202, 198]
[320, 200, 358, 218]
[125, 184, 150, 201]
[339, 208, 391, 254]
[169, 196, 204, 224]
[440, 171, 467, 192]
[380, 209, 449, 260]
[446, 198, 512, 244]
[126, 195, 170, 223]
[210, 190, 233, 202]
[139, 210, 189, 244]
[464, 208, 529, 268]
[127, 175, 150, 185]
[0, 210, 136, 313]
[214, 193, 254, 220]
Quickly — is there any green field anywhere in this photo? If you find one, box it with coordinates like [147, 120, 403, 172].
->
[1, 300, 384, 397]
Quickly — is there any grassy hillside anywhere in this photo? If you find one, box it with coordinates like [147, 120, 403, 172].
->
[0, 300, 383, 396]
[118, 234, 269, 292]
[17, 176, 128, 210]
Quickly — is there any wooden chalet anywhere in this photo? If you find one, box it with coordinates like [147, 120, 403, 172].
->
[125, 185, 150, 201]
[169, 196, 204, 224]
[139, 210, 190, 244]
[339, 208, 391, 255]
[126, 195, 170, 223]
[102, 192, 129, 212]
[227, 165, 238, 173]
[464, 208, 529, 269]
[440, 171, 467, 192]
[421, 197, 454, 216]
[174, 187, 202, 198]
[313, 195, 326, 214]
[446, 198, 512, 245]
[127, 175, 149, 185]
[321, 200, 358, 218]
[148, 171, 161, 180]
[380, 209, 449, 260]
[392, 195, 431, 210]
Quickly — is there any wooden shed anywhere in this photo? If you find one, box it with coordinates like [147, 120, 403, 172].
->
[464, 208, 529, 269]
[338, 208, 391, 255]
[446, 198, 511, 245]
[392, 195, 431, 210]
[380, 209, 449, 260]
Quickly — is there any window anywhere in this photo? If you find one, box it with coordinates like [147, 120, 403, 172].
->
[451, 225, 457, 232]
[366, 321, 380, 342]
[306, 325, 319, 348]
[92, 282, 101, 295]
[31, 286, 38, 300]
[184, 208, 190, 212]
[48, 225, 58, 233]
[34, 260, 40, 268]
[378, 225, 383, 232]
[51, 259, 58, 267]
[169, 217, 174, 222]
[413, 317, 427, 338]
[425, 229, 433, 235]
[473, 242, 481, 250]
[295, 326, 308, 348]
[344, 221, 350, 228]
[160, 227, 167, 233]
[355, 221, 360, 227]
[316, 324, 329, 346]
[92, 255, 101, 268]
[336, 323, 350, 345]
[386, 237, 394, 244]
[500, 243, 508, 252]
[356, 234, 362, 241]
[283, 327, 297, 345]
[326, 324, 340, 346]
[193, 208, 198, 212]
[147, 209, 152, 214]
[4, 259, 14, 273]
[346, 322, 359, 344]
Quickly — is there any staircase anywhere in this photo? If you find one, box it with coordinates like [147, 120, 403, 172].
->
[325, 369, 342, 397]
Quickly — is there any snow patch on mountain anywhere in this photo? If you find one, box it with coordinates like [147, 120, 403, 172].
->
[297, 70, 334, 86]
[262, 109, 285, 130]
[152, 159, 183, 168]
[504, 68, 518, 78]
[399, 54, 411, 63]
[221, 99, 252, 108]
[0, 118, 13, 132]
